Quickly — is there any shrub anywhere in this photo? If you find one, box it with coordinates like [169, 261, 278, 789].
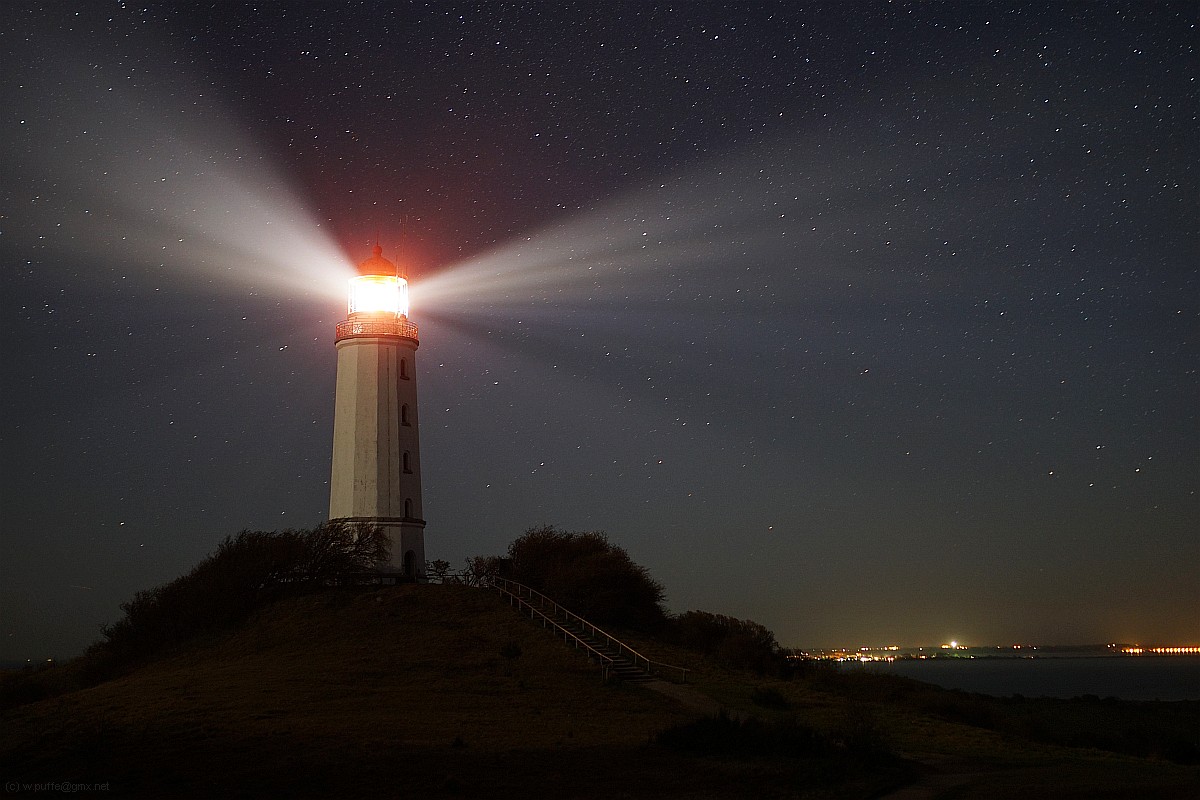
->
[460, 555, 507, 587]
[505, 525, 667, 629]
[101, 521, 388, 662]
[426, 559, 453, 583]
[671, 610, 779, 673]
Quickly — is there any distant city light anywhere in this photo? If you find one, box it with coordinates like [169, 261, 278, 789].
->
[791, 642, 1200, 662]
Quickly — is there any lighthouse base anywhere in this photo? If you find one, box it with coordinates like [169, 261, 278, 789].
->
[334, 516, 427, 581]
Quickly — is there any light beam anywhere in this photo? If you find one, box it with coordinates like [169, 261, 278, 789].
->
[5, 28, 355, 303]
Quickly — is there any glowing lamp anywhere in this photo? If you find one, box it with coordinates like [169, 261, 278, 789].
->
[348, 243, 409, 317]
[349, 274, 408, 316]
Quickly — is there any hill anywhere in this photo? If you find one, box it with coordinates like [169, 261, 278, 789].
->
[0, 584, 903, 798]
[2, 584, 1198, 798]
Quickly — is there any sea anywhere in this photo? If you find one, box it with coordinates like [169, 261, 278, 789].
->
[847, 656, 1200, 701]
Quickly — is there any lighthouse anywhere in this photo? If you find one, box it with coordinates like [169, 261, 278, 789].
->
[328, 244, 425, 578]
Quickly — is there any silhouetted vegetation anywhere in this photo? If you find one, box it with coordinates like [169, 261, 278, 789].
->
[0, 522, 388, 709]
[504, 525, 667, 629]
[425, 558, 453, 582]
[484, 527, 790, 676]
[99, 522, 388, 664]
[669, 610, 781, 673]
[459, 554, 507, 587]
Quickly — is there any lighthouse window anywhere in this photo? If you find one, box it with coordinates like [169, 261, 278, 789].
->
[400, 358, 409, 379]
[401, 404, 410, 425]
[403, 451, 412, 473]
[404, 499, 414, 518]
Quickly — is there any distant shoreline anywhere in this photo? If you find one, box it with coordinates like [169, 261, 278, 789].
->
[795, 643, 1199, 661]
[844, 653, 1200, 701]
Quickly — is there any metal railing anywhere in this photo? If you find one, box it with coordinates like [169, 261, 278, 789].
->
[493, 581, 616, 681]
[335, 318, 419, 342]
[490, 577, 689, 683]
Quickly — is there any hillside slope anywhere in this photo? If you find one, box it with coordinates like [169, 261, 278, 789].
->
[0, 584, 894, 798]
[3, 584, 1197, 799]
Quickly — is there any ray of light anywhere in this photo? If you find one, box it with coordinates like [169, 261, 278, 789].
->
[5, 33, 354, 303]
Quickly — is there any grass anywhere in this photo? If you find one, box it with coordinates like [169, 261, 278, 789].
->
[1, 584, 1197, 798]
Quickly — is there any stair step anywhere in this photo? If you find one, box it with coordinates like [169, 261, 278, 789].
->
[494, 580, 685, 684]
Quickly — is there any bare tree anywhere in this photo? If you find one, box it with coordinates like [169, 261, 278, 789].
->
[461, 555, 505, 587]
[426, 559, 452, 583]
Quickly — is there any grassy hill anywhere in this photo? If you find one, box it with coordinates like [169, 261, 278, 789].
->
[1, 584, 1197, 798]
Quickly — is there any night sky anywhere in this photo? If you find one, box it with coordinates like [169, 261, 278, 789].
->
[2, 2, 1196, 660]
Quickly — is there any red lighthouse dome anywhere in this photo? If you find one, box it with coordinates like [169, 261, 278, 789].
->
[357, 243, 399, 277]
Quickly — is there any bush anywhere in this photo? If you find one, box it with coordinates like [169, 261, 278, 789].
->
[505, 525, 667, 629]
[101, 522, 388, 663]
[671, 610, 779, 673]
[426, 559, 453, 583]
[2, 523, 387, 710]
[460, 555, 507, 588]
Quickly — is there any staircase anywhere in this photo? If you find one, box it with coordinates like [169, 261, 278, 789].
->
[490, 577, 689, 684]
[555, 617, 655, 683]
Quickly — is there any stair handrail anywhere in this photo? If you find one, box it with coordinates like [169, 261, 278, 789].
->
[493, 581, 616, 680]
[490, 577, 689, 683]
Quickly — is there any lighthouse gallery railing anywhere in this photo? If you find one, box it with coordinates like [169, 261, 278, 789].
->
[335, 318, 419, 341]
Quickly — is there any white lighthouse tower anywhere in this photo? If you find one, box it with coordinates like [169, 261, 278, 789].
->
[328, 244, 425, 579]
